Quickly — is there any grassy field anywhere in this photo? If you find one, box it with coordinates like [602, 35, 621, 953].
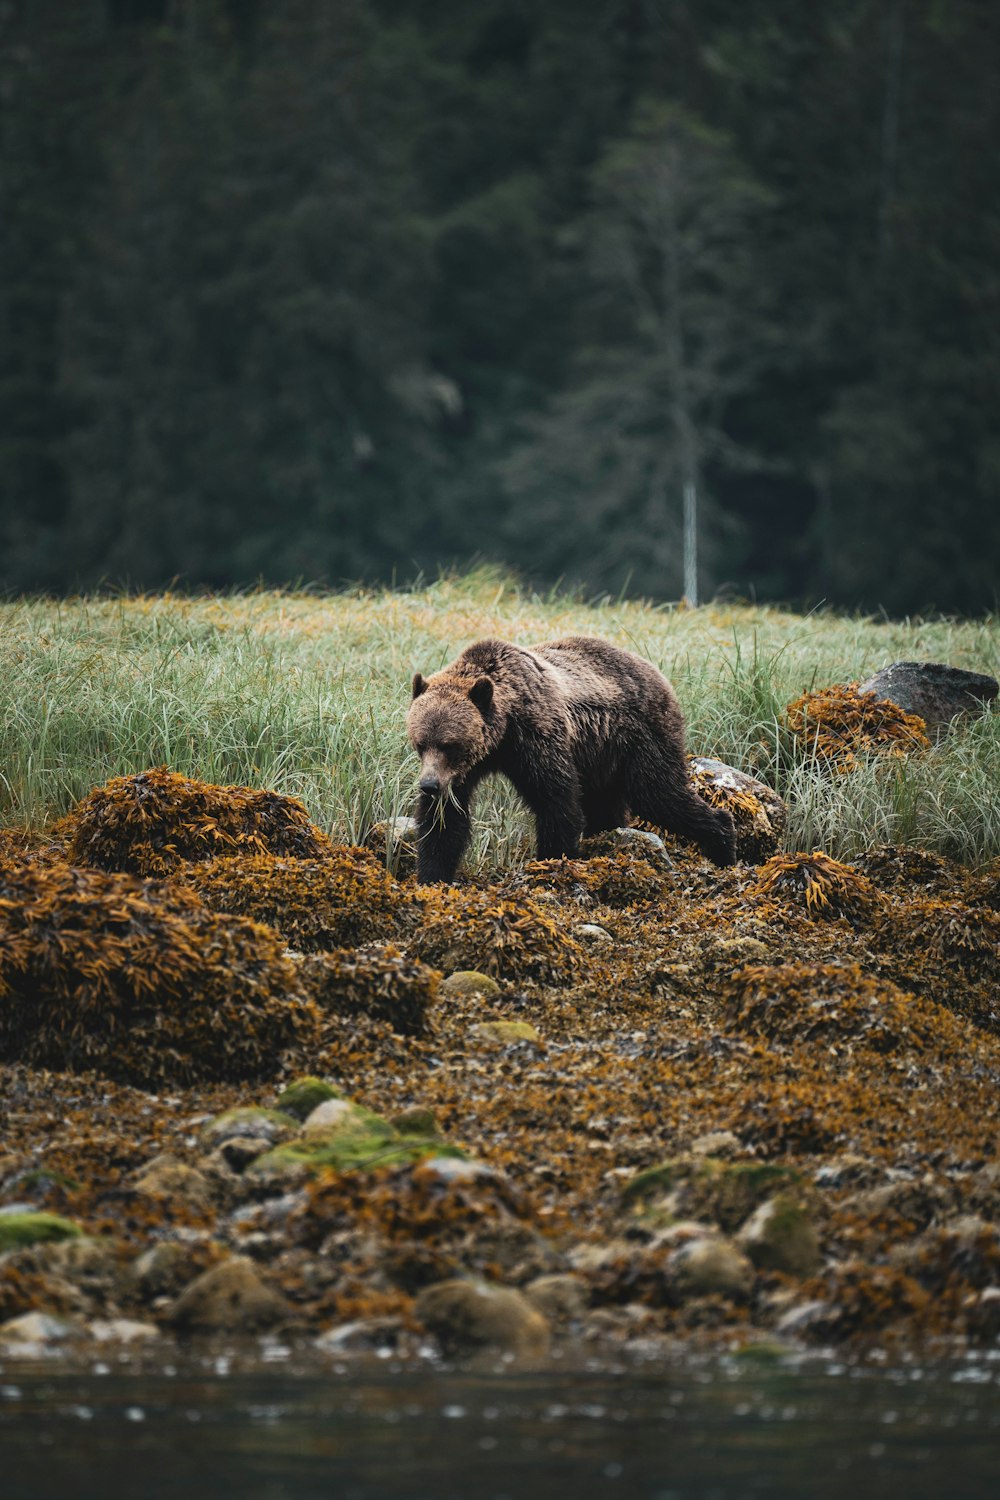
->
[1, 568, 998, 868]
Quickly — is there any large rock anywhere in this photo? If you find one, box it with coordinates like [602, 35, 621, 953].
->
[166, 1255, 291, 1333]
[132, 1156, 216, 1214]
[415, 1278, 550, 1358]
[668, 1236, 754, 1301]
[736, 1194, 821, 1277]
[858, 661, 997, 731]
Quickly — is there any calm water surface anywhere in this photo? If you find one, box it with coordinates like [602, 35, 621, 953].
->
[2, 1352, 999, 1499]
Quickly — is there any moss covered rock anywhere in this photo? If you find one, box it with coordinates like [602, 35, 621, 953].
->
[438, 971, 502, 1001]
[200, 1106, 300, 1148]
[276, 1078, 344, 1121]
[736, 1194, 821, 1277]
[0, 1212, 82, 1253]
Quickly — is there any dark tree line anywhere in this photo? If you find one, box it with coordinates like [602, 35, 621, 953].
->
[2, 0, 998, 613]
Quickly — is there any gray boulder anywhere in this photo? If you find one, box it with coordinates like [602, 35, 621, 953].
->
[858, 661, 997, 731]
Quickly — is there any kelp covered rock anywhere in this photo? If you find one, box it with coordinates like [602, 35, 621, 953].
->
[188, 847, 409, 950]
[0, 859, 321, 1085]
[852, 844, 965, 899]
[61, 766, 333, 876]
[749, 851, 883, 926]
[297, 946, 438, 1035]
[876, 898, 1000, 1030]
[688, 758, 787, 864]
[720, 961, 953, 1054]
[407, 887, 583, 984]
[785, 683, 930, 770]
[520, 851, 673, 908]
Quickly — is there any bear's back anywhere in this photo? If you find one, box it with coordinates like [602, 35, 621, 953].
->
[533, 636, 672, 710]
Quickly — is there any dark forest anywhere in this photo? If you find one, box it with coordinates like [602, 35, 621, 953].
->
[2, 0, 998, 613]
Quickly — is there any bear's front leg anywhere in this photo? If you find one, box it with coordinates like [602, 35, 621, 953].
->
[508, 759, 584, 861]
[414, 782, 474, 883]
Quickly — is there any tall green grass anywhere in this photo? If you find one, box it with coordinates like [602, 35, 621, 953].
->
[1, 571, 997, 867]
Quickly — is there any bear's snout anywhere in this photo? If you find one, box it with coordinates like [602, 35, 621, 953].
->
[419, 773, 443, 794]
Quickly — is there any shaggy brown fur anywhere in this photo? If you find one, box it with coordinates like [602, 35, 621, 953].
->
[407, 636, 737, 882]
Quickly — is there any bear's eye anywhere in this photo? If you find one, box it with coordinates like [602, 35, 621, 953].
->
[441, 742, 462, 760]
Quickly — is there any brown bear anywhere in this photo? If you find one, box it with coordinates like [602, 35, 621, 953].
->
[406, 636, 737, 882]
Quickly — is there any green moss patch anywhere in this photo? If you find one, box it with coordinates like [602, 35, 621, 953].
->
[276, 1077, 344, 1120]
[0, 1212, 82, 1253]
[623, 1156, 802, 1234]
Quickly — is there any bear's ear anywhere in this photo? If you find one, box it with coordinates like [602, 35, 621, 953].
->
[412, 673, 428, 699]
[468, 676, 494, 714]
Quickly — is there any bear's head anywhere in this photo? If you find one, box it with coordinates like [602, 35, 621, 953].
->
[407, 671, 495, 797]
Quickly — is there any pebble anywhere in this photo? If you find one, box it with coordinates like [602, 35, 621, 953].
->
[467, 1020, 542, 1047]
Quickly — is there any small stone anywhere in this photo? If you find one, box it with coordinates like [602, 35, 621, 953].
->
[413, 1156, 498, 1187]
[736, 1195, 821, 1277]
[415, 1278, 550, 1358]
[524, 1273, 588, 1324]
[276, 1078, 343, 1121]
[132, 1156, 215, 1213]
[299, 1097, 362, 1141]
[858, 661, 997, 731]
[200, 1107, 299, 1148]
[315, 1318, 403, 1353]
[88, 1318, 161, 1344]
[166, 1255, 291, 1333]
[0, 1311, 80, 1345]
[775, 1299, 832, 1338]
[439, 971, 502, 1001]
[573, 924, 614, 947]
[129, 1241, 189, 1299]
[669, 1236, 754, 1301]
[467, 1020, 541, 1048]
[688, 1131, 744, 1160]
[813, 1154, 887, 1191]
[390, 1106, 441, 1137]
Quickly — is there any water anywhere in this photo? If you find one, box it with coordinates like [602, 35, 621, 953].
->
[2, 1355, 999, 1499]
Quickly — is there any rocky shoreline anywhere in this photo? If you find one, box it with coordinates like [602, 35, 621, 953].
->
[2, 662, 1000, 1369]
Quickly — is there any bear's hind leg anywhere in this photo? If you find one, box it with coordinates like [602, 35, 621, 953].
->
[626, 749, 737, 867]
